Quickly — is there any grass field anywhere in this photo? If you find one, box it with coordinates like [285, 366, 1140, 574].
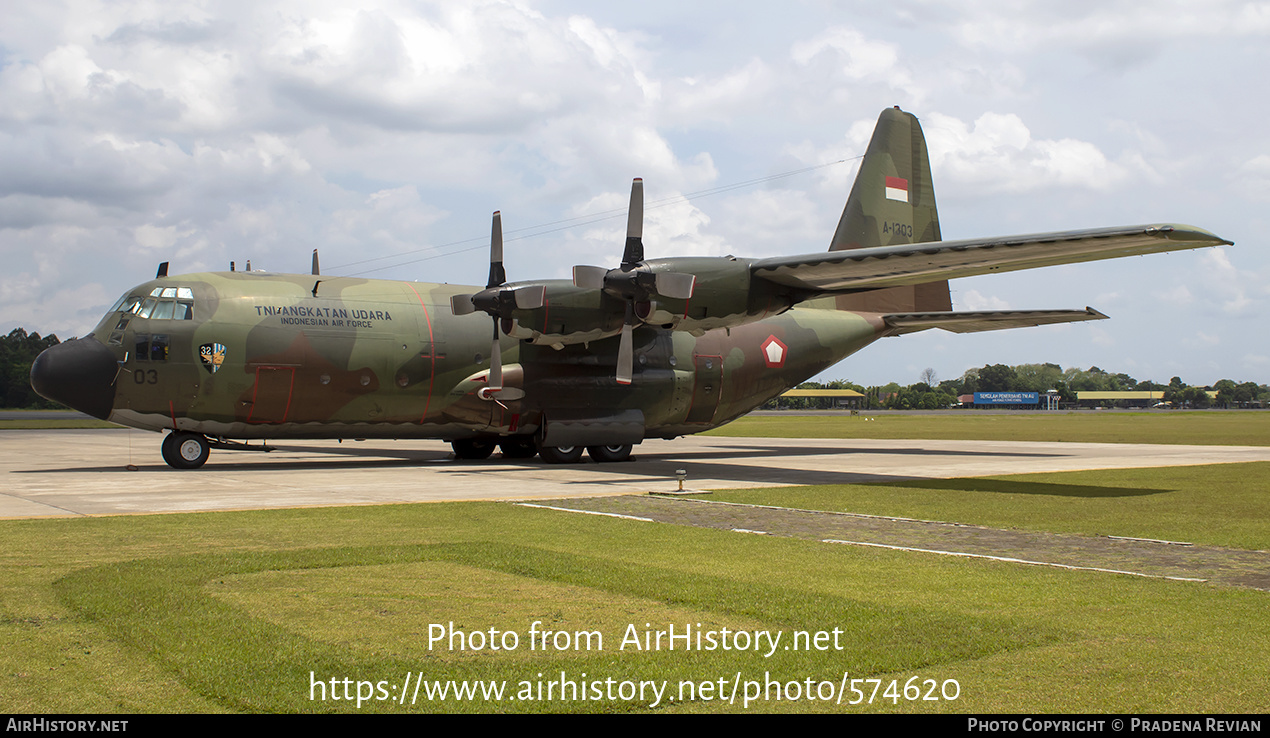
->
[706, 411, 1270, 446]
[3, 413, 1268, 713]
[0, 410, 119, 430]
[700, 462, 1270, 551]
[2, 464, 1267, 713]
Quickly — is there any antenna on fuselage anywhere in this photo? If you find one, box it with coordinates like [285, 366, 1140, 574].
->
[156, 262, 169, 278]
[230, 261, 235, 272]
[311, 249, 320, 276]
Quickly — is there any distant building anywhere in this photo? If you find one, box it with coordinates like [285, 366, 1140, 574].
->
[1075, 390, 1216, 408]
[777, 389, 866, 409]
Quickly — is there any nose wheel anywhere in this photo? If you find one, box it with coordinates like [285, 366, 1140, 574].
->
[161, 432, 211, 470]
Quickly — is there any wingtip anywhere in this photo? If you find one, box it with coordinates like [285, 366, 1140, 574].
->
[1154, 223, 1233, 247]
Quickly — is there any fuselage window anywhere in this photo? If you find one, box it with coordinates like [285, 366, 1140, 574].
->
[133, 334, 169, 362]
[108, 316, 130, 347]
[149, 335, 169, 362]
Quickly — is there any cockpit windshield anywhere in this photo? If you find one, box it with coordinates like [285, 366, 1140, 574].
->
[112, 287, 196, 320]
[105, 286, 195, 346]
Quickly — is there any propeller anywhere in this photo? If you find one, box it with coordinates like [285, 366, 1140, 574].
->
[572, 178, 696, 385]
[450, 211, 542, 401]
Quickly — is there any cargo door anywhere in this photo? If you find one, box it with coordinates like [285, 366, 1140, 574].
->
[684, 354, 723, 424]
[247, 366, 295, 423]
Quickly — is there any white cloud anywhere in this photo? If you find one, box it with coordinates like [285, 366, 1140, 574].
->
[0, 1, 1264, 386]
[947, 1, 1270, 65]
[1194, 248, 1263, 318]
[955, 289, 1010, 311]
[923, 111, 1133, 194]
[1239, 154, 1270, 202]
[1154, 285, 1193, 305]
[789, 26, 923, 104]
[665, 58, 774, 122]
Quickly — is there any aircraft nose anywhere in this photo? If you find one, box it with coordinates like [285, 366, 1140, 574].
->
[30, 336, 120, 420]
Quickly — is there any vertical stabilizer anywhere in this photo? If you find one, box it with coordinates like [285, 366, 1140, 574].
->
[832, 107, 951, 312]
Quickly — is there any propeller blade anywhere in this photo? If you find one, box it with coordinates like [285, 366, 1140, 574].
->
[488, 324, 503, 390]
[616, 301, 635, 386]
[622, 178, 644, 267]
[654, 272, 696, 300]
[572, 265, 607, 290]
[450, 294, 477, 316]
[513, 284, 546, 310]
[616, 321, 633, 386]
[487, 211, 506, 289]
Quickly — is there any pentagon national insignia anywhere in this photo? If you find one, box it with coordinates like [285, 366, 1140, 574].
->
[199, 343, 226, 374]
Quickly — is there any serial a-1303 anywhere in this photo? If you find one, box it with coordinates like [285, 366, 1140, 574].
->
[30, 108, 1230, 469]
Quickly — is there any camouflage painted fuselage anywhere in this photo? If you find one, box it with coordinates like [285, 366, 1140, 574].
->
[94, 270, 882, 443]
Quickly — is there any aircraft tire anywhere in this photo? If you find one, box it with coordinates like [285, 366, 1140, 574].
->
[537, 445, 584, 464]
[161, 432, 210, 470]
[500, 438, 537, 459]
[586, 444, 632, 463]
[452, 438, 497, 460]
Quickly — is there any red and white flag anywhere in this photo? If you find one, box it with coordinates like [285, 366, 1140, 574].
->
[885, 176, 909, 202]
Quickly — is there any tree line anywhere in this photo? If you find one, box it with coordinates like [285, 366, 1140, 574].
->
[1, 328, 62, 409]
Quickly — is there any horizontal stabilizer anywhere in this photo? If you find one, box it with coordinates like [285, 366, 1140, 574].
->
[753, 224, 1229, 294]
[882, 307, 1108, 335]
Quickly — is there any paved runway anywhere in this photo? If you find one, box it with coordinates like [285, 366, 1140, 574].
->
[4, 428, 1270, 518]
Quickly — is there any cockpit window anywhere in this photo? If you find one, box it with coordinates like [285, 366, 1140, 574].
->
[127, 286, 195, 321]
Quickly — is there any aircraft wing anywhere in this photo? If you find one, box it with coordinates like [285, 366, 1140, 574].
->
[881, 307, 1108, 335]
[751, 224, 1230, 293]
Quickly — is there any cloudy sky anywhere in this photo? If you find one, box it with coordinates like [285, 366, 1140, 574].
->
[3, 0, 1267, 387]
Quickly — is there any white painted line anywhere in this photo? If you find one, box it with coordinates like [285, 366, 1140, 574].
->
[666, 496, 971, 527]
[731, 528, 768, 535]
[821, 538, 1208, 583]
[1105, 535, 1194, 546]
[515, 503, 654, 522]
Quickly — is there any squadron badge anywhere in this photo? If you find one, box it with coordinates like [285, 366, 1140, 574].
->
[199, 343, 226, 374]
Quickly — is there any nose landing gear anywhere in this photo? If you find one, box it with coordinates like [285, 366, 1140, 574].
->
[161, 432, 211, 470]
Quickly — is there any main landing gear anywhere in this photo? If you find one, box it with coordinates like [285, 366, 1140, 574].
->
[450, 437, 633, 464]
[535, 438, 633, 464]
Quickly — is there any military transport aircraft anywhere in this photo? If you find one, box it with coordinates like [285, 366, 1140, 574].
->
[31, 107, 1229, 469]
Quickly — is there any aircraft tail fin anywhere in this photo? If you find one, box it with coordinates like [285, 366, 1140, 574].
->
[831, 107, 951, 313]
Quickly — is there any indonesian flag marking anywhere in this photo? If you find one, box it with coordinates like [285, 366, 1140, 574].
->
[885, 176, 909, 202]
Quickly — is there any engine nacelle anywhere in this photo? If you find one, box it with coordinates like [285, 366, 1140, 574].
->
[499, 256, 793, 347]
